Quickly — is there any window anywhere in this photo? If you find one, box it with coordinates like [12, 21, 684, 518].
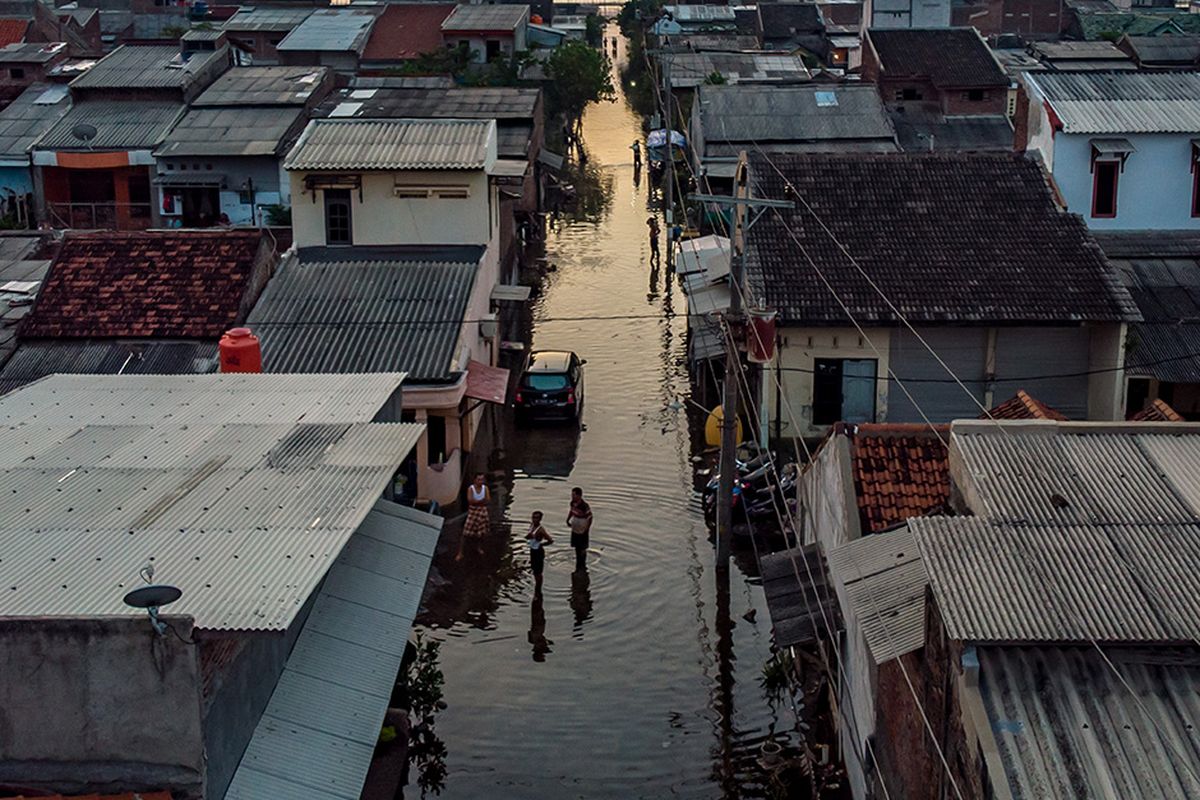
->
[486, 39, 501, 60]
[897, 87, 922, 102]
[812, 358, 877, 426]
[8, 68, 23, 80]
[523, 373, 569, 391]
[1092, 160, 1119, 218]
[426, 414, 447, 465]
[127, 175, 150, 219]
[965, 89, 986, 102]
[324, 189, 352, 244]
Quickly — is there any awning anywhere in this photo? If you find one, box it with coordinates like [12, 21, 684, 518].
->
[701, 159, 739, 179]
[677, 234, 731, 286]
[491, 284, 532, 302]
[1091, 138, 1135, 156]
[466, 359, 510, 404]
[537, 149, 564, 171]
[224, 499, 441, 800]
[153, 172, 225, 187]
[489, 159, 528, 178]
[686, 281, 731, 318]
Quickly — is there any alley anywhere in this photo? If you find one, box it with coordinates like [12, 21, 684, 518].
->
[414, 29, 784, 799]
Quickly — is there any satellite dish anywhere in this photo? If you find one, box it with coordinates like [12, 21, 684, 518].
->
[123, 584, 183, 609]
[123, 584, 183, 637]
[70, 123, 97, 143]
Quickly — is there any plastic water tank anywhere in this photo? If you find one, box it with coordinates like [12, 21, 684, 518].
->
[219, 327, 262, 373]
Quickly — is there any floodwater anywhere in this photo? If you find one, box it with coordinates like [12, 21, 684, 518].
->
[413, 29, 786, 799]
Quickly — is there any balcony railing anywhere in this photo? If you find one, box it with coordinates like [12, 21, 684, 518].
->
[47, 202, 153, 231]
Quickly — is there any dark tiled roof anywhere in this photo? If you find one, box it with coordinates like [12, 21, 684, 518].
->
[868, 27, 1008, 88]
[746, 153, 1139, 325]
[986, 390, 1069, 420]
[758, 3, 824, 36]
[23, 230, 266, 339]
[1130, 397, 1184, 421]
[837, 422, 950, 535]
[363, 3, 455, 61]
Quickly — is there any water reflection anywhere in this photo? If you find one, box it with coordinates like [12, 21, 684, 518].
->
[528, 589, 552, 662]
[568, 568, 593, 633]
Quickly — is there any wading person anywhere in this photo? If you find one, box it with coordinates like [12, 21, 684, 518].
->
[456, 473, 490, 561]
[526, 510, 554, 588]
[567, 487, 594, 571]
[647, 216, 660, 265]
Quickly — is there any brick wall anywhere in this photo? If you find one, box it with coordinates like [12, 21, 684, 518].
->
[941, 87, 1010, 117]
[951, 0, 1004, 35]
[1013, 84, 1031, 152]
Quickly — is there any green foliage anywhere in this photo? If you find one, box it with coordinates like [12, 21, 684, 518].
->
[261, 204, 290, 226]
[585, 13, 604, 47]
[406, 634, 448, 796]
[618, 0, 664, 38]
[463, 50, 536, 87]
[161, 24, 187, 39]
[1098, 30, 1122, 41]
[546, 40, 616, 121]
[704, 71, 727, 85]
[759, 650, 795, 708]
[385, 42, 473, 78]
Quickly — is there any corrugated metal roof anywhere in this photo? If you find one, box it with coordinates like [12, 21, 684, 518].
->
[913, 516, 1200, 643]
[827, 526, 929, 663]
[698, 84, 893, 143]
[225, 499, 440, 800]
[69, 44, 225, 91]
[0, 82, 71, 159]
[440, 4, 528, 31]
[977, 646, 1200, 800]
[670, 52, 810, 89]
[0, 372, 423, 633]
[285, 118, 493, 171]
[156, 105, 305, 157]
[0, 41, 68, 64]
[1025, 71, 1200, 133]
[0, 339, 219, 391]
[222, 6, 314, 33]
[248, 257, 478, 381]
[35, 100, 184, 151]
[276, 9, 376, 54]
[193, 66, 330, 107]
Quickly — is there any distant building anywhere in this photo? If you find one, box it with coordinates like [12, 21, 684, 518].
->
[360, 3, 456, 71]
[440, 3, 529, 63]
[1027, 39, 1134, 70]
[0, 372, 436, 800]
[1117, 33, 1200, 67]
[863, 0, 951, 29]
[276, 8, 376, 73]
[756, 2, 828, 59]
[0, 81, 68, 225]
[221, 6, 313, 66]
[742, 153, 1137, 437]
[1019, 70, 1200, 230]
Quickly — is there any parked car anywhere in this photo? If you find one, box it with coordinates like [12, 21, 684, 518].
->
[515, 350, 586, 422]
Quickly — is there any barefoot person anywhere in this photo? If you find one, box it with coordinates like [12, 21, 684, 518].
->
[456, 473, 490, 560]
[526, 511, 554, 587]
[567, 487, 593, 571]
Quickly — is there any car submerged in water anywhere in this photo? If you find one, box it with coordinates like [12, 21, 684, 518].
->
[514, 350, 586, 423]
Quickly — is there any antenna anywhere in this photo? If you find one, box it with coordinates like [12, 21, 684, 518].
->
[70, 123, 97, 149]
[123, 583, 183, 637]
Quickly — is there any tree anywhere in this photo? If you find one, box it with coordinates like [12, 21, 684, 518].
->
[617, 0, 664, 38]
[545, 40, 616, 124]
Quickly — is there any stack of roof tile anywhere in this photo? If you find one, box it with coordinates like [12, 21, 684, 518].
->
[985, 390, 1069, 421]
[840, 423, 951, 534]
[1130, 397, 1184, 421]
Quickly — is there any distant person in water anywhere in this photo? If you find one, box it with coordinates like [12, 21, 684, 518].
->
[456, 473, 490, 560]
[567, 487, 594, 571]
[647, 216, 661, 264]
[526, 510, 554, 588]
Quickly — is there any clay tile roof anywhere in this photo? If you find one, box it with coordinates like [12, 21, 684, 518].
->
[841, 423, 951, 534]
[363, 3, 455, 61]
[1130, 397, 1185, 422]
[985, 389, 1069, 421]
[0, 794, 173, 800]
[0, 19, 29, 48]
[22, 230, 266, 339]
[868, 27, 1008, 88]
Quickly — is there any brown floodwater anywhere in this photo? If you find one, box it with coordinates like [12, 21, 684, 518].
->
[412, 29, 788, 799]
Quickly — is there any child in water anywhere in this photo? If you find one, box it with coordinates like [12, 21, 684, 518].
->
[526, 511, 554, 587]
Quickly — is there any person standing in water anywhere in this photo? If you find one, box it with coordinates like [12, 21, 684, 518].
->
[567, 487, 593, 571]
[647, 216, 661, 265]
[456, 473, 490, 561]
[526, 510, 553, 588]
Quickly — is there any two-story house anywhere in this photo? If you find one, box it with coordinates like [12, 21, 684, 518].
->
[1019, 70, 1200, 230]
[247, 117, 519, 506]
[440, 4, 529, 64]
[742, 152, 1139, 438]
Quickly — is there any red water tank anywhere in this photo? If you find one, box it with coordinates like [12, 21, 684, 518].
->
[745, 308, 777, 364]
[219, 327, 262, 373]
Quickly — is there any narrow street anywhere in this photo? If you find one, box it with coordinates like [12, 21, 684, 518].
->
[413, 28, 786, 799]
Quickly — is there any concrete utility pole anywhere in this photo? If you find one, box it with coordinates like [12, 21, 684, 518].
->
[661, 51, 674, 269]
[690, 155, 793, 568]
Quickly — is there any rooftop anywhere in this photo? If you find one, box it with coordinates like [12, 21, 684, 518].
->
[1025, 70, 1200, 134]
[0, 372, 422, 633]
[0, 83, 70, 160]
[0, 40, 66, 64]
[1029, 39, 1132, 63]
[667, 51, 811, 89]
[35, 99, 183, 151]
[362, 2, 455, 61]
[326, 85, 540, 121]
[1119, 33, 1200, 65]
[746, 153, 1138, 325]
[22, 230, 268, 339]
[757, 3, 824, 36]
[760, 544, 841, 648]
[696, 84, 894, 147]
[0, 339, 220, 394]
[156, 105, 306, 158]
[868, 28, 1009, 88]
[1131, 397, 1185, 421]
[192, 65, 330, 107]
[1094, 230, 1200, 383]
[986, 389, 1069, 420]
[1075, 11, 1200, 40]
[285, 117, 494, 171]
[221, 6, 313, 32]
[276, 9, 376, 54]
[69, 44, 226, 91]
[0, 17, 27, 47]
[891, 114, 1015, 152]
[440, 3, 529, 32]
[247, 254, 480, 382]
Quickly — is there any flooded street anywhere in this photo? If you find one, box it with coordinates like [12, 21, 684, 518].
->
[414, 30, 784, 798]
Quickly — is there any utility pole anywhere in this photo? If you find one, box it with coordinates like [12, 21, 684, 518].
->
[689, 155, 793, 568]
[661, 51, 674, 269]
